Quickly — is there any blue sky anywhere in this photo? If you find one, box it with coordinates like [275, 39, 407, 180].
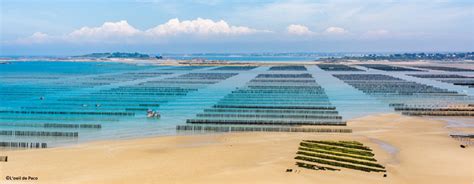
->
[1, 0, 473, 55]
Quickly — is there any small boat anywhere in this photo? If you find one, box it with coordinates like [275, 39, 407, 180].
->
[147, 110, 160, 118]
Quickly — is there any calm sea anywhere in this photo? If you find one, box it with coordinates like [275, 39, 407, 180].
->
[1, 61, 472, 148]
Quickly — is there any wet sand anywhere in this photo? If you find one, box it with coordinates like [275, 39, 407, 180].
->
[1, 113, 473, 184]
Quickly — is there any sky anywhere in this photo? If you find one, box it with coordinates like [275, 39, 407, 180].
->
[1, 0, 473, 55]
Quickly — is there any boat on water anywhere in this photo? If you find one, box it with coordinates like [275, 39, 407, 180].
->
[147, 110, 160, 118]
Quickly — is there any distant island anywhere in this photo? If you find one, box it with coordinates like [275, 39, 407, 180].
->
[2, 52, 473, 65]
[72, 51, 474, 63]
[72, 52, 234, 65]
[74, 52, 163, 59]
[319, 52, 474, 62]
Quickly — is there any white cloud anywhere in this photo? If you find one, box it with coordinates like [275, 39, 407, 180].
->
[145, 18, 263, 36]
[324, 27, 347, 34]
[15, 32, 53, 44]
[29, 32, 50, 41]
[68, 20, 141, 39]
[286, 24, 313, 35]
[14, 18, 268, 44]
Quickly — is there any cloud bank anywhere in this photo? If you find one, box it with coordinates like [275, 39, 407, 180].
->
[69, 20, 140, 39]
[15, 18, 395, 45]
[15, 17, 360, 45]
[17, 18, 268, 44]
[146, 18, 263, 36]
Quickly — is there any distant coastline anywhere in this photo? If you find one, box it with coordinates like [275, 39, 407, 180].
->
[319, 52, 474, 62]
[1, 52, 474, 66]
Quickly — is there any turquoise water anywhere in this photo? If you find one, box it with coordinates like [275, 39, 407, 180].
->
[1, 61, 473, 148]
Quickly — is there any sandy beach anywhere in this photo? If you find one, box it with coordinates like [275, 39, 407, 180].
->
[1, 113, 472, 184]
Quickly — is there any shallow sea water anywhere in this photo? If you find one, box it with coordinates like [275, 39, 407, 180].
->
[1, 61, 473, 147]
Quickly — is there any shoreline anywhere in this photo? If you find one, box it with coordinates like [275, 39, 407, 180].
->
[1, 113, 473, 184]
[2, 58, 474, 67]
[0, 58, 322, 66]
